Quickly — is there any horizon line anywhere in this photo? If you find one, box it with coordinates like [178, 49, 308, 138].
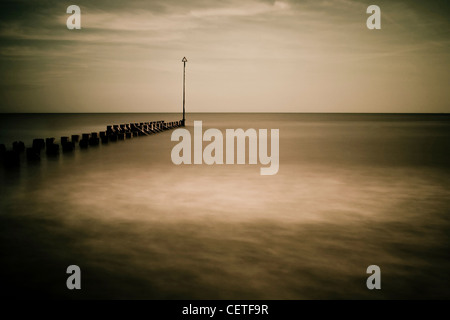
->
[0, 112, 449, 115]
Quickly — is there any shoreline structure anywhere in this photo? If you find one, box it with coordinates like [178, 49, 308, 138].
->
[0, 119, 184, 166]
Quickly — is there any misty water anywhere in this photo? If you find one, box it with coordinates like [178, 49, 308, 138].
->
[1, 113, 449, 299]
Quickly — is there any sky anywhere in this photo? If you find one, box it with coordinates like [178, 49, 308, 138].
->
[0, 0, 449, 113]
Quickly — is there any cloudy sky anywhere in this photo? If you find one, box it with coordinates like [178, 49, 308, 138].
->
[0, 0, 449, 113]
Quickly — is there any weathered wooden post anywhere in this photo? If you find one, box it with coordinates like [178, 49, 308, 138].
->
[71, 135, 79, 143]
[46, 138, 55, 148]
[46, 140, 59, 155]
[33, 138, 45, 150]
[89, 132, 99, 146]
[61, 137, 74, 152]
[80, 134, 89, 148]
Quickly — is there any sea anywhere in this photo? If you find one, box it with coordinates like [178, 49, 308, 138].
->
[0, 113, 449, 299]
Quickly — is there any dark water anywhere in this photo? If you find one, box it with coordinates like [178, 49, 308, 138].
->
[1, 113, 449, 299]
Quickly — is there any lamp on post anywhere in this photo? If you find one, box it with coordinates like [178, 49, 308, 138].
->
[182, 57, 187, 126]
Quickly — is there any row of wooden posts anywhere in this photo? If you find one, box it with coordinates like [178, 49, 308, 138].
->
[0, 120, 183, 166]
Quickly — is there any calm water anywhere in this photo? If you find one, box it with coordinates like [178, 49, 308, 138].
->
[1, 113, 449, 299]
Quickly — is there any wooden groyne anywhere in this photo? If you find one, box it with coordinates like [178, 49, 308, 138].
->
[0, 119, 183, 166]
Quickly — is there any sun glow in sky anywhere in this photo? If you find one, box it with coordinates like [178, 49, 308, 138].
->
[0, 0, 449, 113]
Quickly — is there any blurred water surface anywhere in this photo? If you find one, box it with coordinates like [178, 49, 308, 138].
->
[1, 113, 449, 299]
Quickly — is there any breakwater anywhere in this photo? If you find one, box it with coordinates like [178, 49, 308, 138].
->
[0, 119, 183, 166]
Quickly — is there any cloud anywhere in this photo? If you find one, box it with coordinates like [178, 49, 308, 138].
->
[0, 0, 449, 112]
[189, 1, 290, 18]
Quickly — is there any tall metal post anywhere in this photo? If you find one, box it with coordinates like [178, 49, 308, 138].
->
[182, 57, 187, 126]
